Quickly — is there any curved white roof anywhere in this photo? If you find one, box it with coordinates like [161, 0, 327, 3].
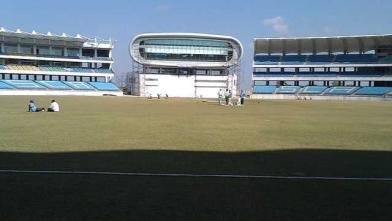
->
[254, 34, 392, 55]
[130, 33, 243, 68]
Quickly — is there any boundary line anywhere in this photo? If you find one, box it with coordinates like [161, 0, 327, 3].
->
[0, 169, 392, 181]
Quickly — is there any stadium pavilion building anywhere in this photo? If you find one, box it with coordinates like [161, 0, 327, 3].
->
[129, 33, 242, 98]
[252, 34, 392, 98]
[0, 27, 121, 96]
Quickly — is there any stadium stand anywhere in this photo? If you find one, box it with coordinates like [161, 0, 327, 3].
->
[0, 81, 14, 89]
[276, 86, 301, 94]
[354, 87, 392, 95]
[2, 80, 47, 89]
[254, 55, 281, 64]
[307, 55, 334, 63]
[36, 81, 72, 90]
[253, 85, 276, 94]
[63, 82, 96, 90]
[300, 86, 328, 94]
[335, 54, 378, 63]
[281, 55, 307, 64]
[88, 82, 120, 91]
[324, 87, 359, 95]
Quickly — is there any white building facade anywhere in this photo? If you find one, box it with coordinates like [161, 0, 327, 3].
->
[129, 33, 242, 98]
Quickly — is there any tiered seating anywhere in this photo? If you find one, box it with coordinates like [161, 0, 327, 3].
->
[39, 66, 64, 72]
[63, 82, 95, 90]
[355, 87, 392, 95]
[88, 82, 119, 91]
[94, 69, 113, 73]
[36, 81, 72, 90]
[281, 55, 306, 64]
[324, 87, 359, 95]
[378, 56, 392, 64]
[2, 80, 47, 89]
[0, 81, 14, 89]
[307, 55, 334, 63]
[276, 86, 301, 94]
[253, 85, 276, 94]
[335, 54, 377, 63]
[68, 67, 95, 73]
[300, 86, 328, 94]
[254, 55, 281, 64]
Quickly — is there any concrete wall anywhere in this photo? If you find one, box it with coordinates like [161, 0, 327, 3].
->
[140, 74, 236, 98]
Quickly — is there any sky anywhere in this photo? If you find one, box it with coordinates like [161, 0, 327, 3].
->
[0, 0, 391, 88]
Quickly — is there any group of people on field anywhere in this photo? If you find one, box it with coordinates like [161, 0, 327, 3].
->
[28, 99, 60, 112]
[217, 89, 246, 106]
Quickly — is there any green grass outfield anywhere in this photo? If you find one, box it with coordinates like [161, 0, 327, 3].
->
[0, 96, 392, 151]
[1, 96, 392, 220]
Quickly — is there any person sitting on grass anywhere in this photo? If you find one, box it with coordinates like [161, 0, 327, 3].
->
[28, 100, 45, 112]
[48, 100, 60, 112]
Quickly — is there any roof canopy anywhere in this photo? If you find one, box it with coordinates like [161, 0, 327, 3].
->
[254, 34, 392, 55]
[0, 27, 112, 46]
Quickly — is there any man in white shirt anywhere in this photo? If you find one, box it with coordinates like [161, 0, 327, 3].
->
[217, 89, 224, 105]
[48, 100, 60, 112]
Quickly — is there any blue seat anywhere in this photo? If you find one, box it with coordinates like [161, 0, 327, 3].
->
[339, 72, 383, 77]
[36, 81, 72, 90]
[300, 86, 328, 94]
[88, 82, 119, 91]
[281, 55, 306, 64]
[0, 81, 14, 89]
[63, 81, 95, 90]
[2, 80, 47, 89]
[276, 86, 300, 94]
[307, 55, 334, 63]
[253, 85, 276, 94]
[0, 65, 6, 70]
[324, 87, 359, 95]
[355, 87, 392, 95]
[254, 55, 281, 64]
[335, 54, 377, 63]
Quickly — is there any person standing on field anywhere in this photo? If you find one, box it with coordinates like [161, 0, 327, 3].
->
[240, 90, 246, 105]
[218, 89, 224, 105]
[224, 89, 230, 106]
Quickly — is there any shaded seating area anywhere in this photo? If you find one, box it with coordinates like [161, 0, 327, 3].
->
[300, 86, 328, 94]
[0, 81, 14, 89]
[276, 86, 301, 94]
[89, 82, 120, 91]
[36, 81, 72, 90]
[63, 82, 95, 90]
[0, 80, 120, 92]
[281, 55, 307, 64]
[335, 54, 378, 63]
[254, 55, 281, 64]
[2, 80, 47, 89]
[324, 87, 359, 95]
[253, 85, 277, 94]
[354, 87, 392, 95]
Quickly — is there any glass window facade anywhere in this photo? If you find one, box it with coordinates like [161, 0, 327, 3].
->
[4, 44, 18, 53]
[139, 38, 233, 62]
